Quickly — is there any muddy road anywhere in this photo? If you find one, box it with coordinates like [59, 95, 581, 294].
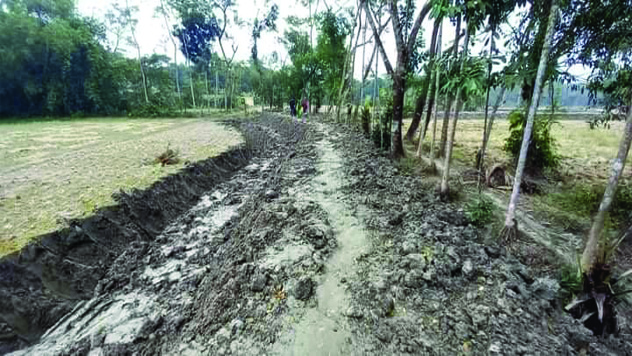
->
[3, 114, 632, 355]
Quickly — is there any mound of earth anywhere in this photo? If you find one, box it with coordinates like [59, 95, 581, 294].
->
[4, 114, 632, 356]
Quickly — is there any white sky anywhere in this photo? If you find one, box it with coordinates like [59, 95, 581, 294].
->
[77, 0, 589, 82]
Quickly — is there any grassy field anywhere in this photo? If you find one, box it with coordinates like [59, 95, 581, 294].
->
[405, 116, 632, 235]
[0, 117, 243, 256]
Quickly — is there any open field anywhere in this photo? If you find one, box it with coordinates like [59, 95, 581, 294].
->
[405, 116, 632, 178]
[0, 117, 243, 256]
[405, 116, 632, 236]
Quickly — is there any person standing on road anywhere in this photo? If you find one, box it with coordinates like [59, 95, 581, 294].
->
[301, 90, 309, 124]
[289, 96, 297, 122]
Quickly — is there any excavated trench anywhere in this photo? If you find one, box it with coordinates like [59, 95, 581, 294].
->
[0, 119, 264, 354]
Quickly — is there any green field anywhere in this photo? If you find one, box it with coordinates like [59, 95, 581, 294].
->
[0, 117, 243, 256]
[406, 117, 632, 235]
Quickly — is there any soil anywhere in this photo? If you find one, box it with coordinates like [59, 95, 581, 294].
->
[3, 114, 632, 355]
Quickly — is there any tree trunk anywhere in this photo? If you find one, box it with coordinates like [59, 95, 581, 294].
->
[440, 28, 470, 200]
[439, 15, 461, 157]
[126, 0, 149, 104]
[158, 0, 180, 100]
[428, 22, 443, 165]
[224, 69, 228, 111]
[503, 1, 558, 232]
[406, 19, 440, 142]
[189, 67, 196, 109]
[439, 97, 452, 157]
[336, 9, 359, 122]
[582, 94, 632, 273]
[360, 10, 367, 104]
[478, 86, 506, 178]
[391, 68, 406, 158]
[416, 70, 434, 157]
[477, 29, 495, 172]
[215, 70, 219, 108]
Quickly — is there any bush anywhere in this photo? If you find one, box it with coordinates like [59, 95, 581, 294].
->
[361, 104, 371, 136]
[503, 110, 559, 173]
[465, 195, 496, 227]
[129, 103, 176, 118]
[547, 182, 632, 228]
[372, 95, 392, 152]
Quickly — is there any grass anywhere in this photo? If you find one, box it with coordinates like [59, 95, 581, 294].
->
[403, 116, 632, 235]
[0, 117, 243, 256]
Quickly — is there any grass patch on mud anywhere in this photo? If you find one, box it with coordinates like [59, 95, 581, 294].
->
[0, 117, 243, 256]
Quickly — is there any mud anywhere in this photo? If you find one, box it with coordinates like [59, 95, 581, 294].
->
[328, 121, 632, 355]
[0, 120, 253, 354]
[4, 114, 632, 355]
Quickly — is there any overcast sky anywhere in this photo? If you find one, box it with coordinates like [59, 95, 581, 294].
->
[77, 0, 589, 82]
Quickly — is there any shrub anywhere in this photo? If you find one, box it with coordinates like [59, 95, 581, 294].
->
[503, 109, 559, 173]
[465, 195, 496, 227]
[372, 95, 392, 152]
[361, 104, 371, 136]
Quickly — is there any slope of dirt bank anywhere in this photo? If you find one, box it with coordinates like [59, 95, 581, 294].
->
[328, 122, 632, 355]
[7, 115, 332, 355]
[0, 120, 252, 354]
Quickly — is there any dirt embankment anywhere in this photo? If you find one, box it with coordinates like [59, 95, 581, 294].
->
[328, 121, 632, 355]
[0, 120, 252, 354]
[4, 115, 632, 355]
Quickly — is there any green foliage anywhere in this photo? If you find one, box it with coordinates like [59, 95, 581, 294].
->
[372, 90, 392, 151]
[546, 182, 632, 227]
[503, 109, 560, 172]
[464, 195, 496, 227]
[361, 102, 371, 136]
[559, 261, 583, 296]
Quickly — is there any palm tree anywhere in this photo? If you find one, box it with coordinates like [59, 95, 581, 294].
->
[500, 0, 558, 239]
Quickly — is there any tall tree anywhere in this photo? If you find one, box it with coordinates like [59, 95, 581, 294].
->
[439, 23, 470, 200]
[426, 20, 443, 168]
[364, 0, 432, 158]
[125, 0, 149, 104]
[501, 0, 558, 238]
[407, 17, 441, 142]
[157, 0, 182, 101]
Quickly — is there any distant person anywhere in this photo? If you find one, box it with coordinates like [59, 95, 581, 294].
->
[301, 92, 309, 124]
[289, 96, 297, 121]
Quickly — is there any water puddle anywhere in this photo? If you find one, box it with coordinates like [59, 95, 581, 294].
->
[279, 125, 368, 355]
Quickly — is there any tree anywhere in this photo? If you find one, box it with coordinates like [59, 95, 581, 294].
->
[426, 20, 443, 167]
[475, 0, 515, 174]
[439, 20, 470, 200]
[364, 0, 432, 158]
[500, 0, 558, 238]
[157, 0, 182, 101]
[125, 0, 149, 104]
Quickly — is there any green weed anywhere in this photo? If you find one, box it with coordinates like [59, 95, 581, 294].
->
[464, 195, 496, 227]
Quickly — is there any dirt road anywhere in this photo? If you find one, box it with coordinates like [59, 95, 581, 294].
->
[4, 115, 632, 355]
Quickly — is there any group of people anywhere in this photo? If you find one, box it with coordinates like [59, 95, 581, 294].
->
[289, 90, 309, 124]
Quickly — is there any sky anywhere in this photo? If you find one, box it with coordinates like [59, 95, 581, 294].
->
[76, 0, 589, 82]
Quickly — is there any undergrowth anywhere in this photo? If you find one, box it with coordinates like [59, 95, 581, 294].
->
[504, 109, 559, 173]
[464, 195, 496, 227]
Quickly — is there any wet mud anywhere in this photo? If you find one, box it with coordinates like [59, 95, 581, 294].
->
[0, 120, 253, 354]
[4, 114, 632, 355]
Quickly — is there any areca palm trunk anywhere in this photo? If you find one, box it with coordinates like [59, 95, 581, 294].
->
[440, 27, 469, 200]
[582, 95, 632, 273]
[428, 22, 443, 166]
[502, 0, 558, 235]
[478, 85, 506, 183]
[439, 15, 462, 157]
[406, 19, 440, 142]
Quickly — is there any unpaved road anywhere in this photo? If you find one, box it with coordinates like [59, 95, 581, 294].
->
[3, 115, 632, 355]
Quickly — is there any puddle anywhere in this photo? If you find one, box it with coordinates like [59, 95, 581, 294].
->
[261, 243, 314, 270]
[278, 125, 368, 355]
